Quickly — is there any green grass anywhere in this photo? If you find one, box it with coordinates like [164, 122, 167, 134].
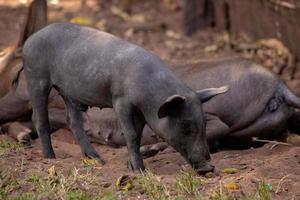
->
[0, 171, 19, 199]
[67, 190, 90, 200]
[208, 180, 273, 200]
[257, 181, 272, 200]
[0, 140, 25, 157]
[0, 166, 117, 200]
[94, 192, 116, 200]
[0, 140, 24, 151]
[175, 170, 205, 195]
[138, 169, 170, 200]
[11, 192, 37, 200]
[0, 161, 275, 200]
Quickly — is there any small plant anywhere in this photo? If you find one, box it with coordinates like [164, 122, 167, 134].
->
[257, 181, 272, 200]
[67, 190, 90, 200]
[137, 169, 170, 200]
[209, 182, 223, 200]
[25, 174, 55, 199]
[175, 170, 204, 195]
[0, 174, 19, 199]
[209, 181, 239, 200]
[0, 140, 24, 151]
[94, 191, 116, 200]
[11, 192, 37, 200]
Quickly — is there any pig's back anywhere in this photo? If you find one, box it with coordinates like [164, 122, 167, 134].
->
[23, 23, 171, 107]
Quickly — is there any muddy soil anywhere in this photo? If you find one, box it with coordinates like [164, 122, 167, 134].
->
[0, 0, 299, 199]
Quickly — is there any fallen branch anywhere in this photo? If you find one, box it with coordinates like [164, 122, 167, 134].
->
[269, 0, 297, 9]
[275, 174, 290, 194]
[252, 137, 292, 146]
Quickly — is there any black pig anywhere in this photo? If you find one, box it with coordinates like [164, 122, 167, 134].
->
[22, 23, 227, 173]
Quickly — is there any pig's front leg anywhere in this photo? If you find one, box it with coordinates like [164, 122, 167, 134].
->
[64, 98, 105, 164]
[206, 114, 229, 138]
[205, 114, 230, 152]
[114, 101, 146, 173]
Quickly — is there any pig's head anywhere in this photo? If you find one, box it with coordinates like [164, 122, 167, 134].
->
[157, 86, 228, 174]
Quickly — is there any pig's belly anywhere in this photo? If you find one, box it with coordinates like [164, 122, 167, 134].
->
[53, 78, 113, 108]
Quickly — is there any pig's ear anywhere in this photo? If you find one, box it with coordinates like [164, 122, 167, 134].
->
[158, 95, 186, 118]
[197, 85, 229, 103]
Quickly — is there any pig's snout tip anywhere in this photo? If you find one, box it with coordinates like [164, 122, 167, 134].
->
[196, 163, 215, 175]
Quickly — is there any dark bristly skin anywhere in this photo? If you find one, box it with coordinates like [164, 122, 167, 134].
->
[22, 23, 227, 173]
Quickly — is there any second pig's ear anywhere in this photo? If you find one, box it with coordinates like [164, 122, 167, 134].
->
[196, 85, 229, 103]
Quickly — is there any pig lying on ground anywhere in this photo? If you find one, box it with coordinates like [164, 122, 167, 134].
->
[173, 59, 300, 148]
[0, 0, 47, 123]
[22, 22, 227, 173]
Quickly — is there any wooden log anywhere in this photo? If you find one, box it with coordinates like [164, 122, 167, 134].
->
[217, 0, 300, 60]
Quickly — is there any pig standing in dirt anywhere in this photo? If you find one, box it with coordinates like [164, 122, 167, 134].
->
[22, 22, 227, 173]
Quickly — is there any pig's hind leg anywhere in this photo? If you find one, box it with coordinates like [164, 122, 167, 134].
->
[27, 78, 55, 158]
[63, 98, 105, 164]
[114, 101, 146, 173]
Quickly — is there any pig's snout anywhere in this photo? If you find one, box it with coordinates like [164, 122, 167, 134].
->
[188, 142, 213, 174]
[196, 162, 215, 175]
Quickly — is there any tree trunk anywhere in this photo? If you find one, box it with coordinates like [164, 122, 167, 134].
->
[183, 0, 215, 35]
[17, 0, 48, 48]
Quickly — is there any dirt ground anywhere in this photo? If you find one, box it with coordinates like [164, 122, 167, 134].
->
[0, 0, 299, 199]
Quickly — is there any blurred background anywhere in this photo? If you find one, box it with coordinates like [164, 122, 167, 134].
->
[1, 0, 300, 94]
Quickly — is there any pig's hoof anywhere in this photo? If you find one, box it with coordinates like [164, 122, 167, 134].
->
[44, 153, 56, 159]
[95, 157, 106, 165]
[127, 160, 134, 171]
[127, 160, 144, 173]
[84, 150, 105, 165]
[196, 163, 215, 175]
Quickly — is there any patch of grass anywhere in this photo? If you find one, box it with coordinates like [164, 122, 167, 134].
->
[25, 174, 54, 199]
[175, 170, 205, 195]
[209, 191, 239, 200]
[24, 167, 106, 200]
[0, 140, 24, 149]
[94, 191, 116, 200]
[0, 140, 24, 155]
[209, 182, 241, 200]
[138, 169, 170, 200]
[0, 171, 19, 199]
[209, 183, 223, 200]
[257, 181, 272, 200]
[209, 179, 274, 200]
[0, 140, 25, 157]
[11, 192, 37, 200]
[67, 190, 90, 200]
